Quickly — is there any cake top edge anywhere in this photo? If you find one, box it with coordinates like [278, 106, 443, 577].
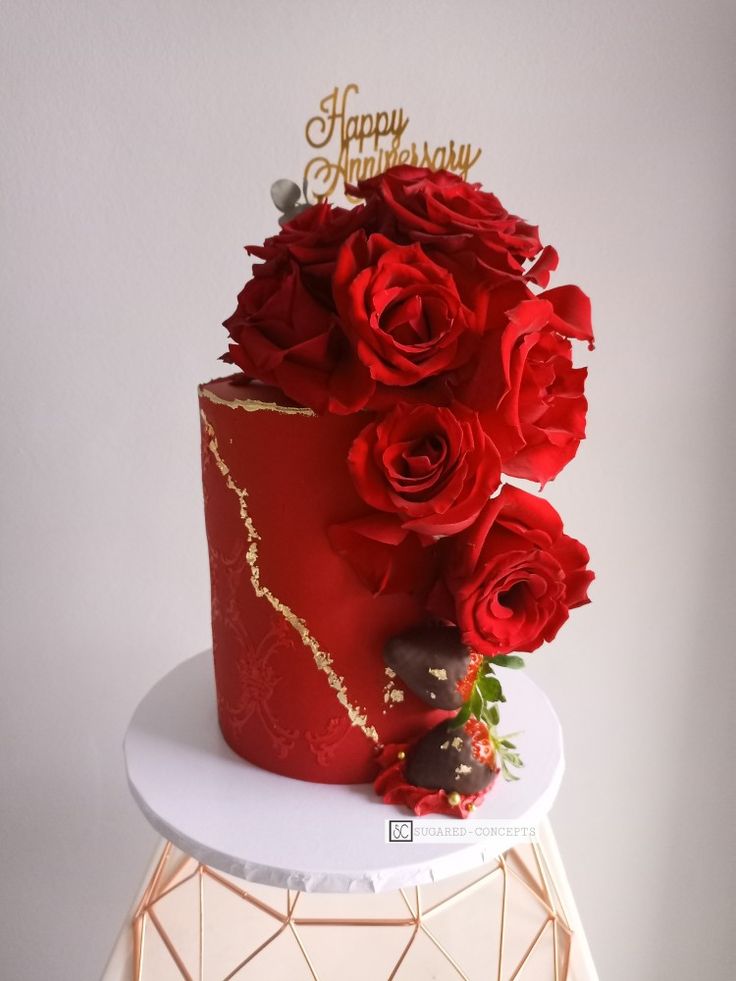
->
[198, 375, 316, 416]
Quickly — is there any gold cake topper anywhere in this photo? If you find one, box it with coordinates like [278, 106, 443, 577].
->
[303, 83, 482, 203]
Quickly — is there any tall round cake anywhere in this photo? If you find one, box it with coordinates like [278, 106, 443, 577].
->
[200, 165, 594, 815]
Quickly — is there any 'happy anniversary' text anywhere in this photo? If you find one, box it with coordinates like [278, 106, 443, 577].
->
[304, 84, 482, 203]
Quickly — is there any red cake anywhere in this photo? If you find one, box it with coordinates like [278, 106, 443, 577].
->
[199, 375, 450, 783]
[200, 165, 594, 813]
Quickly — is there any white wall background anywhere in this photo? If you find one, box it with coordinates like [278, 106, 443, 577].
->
[2, 2, 734, 978]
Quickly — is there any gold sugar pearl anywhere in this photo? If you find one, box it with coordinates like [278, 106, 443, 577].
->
[397, 751, 406, 760]
[447, 791, 462, 807]
[466, 802, 475, 812]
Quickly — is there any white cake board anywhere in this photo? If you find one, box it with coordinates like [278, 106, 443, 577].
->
[125, 651, 563, 894]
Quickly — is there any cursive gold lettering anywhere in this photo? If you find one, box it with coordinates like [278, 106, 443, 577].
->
[304, 84, 481, 202]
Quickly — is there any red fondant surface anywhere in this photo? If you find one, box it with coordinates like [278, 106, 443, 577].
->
[199, 375, 449, 783]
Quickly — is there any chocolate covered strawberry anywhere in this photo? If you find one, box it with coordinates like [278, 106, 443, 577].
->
[405, 718, 498, 795]
[383, 624, 481, 709]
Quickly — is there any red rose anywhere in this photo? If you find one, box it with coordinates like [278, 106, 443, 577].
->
[348, 402, 501, 536]
[222, 258, 348, 413]
[347, 166, 558, 288]
[459, 283, 594, 484]
[248, 201, 370, 306]
[431, 484, 593, 655]
[332, 232, 479, 405]
[327, 512, 438, 596]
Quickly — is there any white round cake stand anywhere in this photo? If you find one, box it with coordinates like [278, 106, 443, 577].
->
[125, 651, 564, 895]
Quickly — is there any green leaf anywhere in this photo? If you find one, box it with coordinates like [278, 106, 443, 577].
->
[478, 674, 503, 703]
[500, 761, 520, 782]
[491, 655, 526, 670]
[480, 704, 494, 729]
[489, 704, 500, 727]
[469, 687, 484, 719]
[500, 740, 516, 749]
[451, 703, 471, 728]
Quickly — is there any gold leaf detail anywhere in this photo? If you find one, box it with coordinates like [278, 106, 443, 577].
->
[382, 670, 405, 709]
[199, 385, 315, 416]
[201, 408, 378, 743]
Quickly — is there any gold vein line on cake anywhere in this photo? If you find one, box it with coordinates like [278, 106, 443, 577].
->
[200, 407, 379, 744]
[198, 384, 315, 417]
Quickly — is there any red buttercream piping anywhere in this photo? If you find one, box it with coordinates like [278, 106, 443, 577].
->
[373, 742, 497, 818]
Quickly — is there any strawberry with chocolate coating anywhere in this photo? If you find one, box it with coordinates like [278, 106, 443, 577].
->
[383, 624, 481, 709]
[405, 717, 498, 795]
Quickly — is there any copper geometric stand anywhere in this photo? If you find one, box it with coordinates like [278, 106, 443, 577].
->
[128, 825, 591, 980]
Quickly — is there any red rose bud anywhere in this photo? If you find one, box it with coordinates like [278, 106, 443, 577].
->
[348, 402, 501, 536]
[431, 484, 593, 655]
